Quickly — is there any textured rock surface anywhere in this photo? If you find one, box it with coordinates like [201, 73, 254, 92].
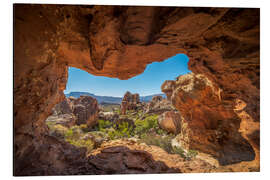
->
[144, 95, 175, 114]
[158, 111, 182, 134]
[121, 91, 141, 115]
[88, 146, 180, 174]
[72, 96, 99, 127]
[14, 4, 259, 175]
[52, 98, 73, 115]
[90, 139, 234, 173]
[46, 96, 99, 127]
[161, 73, 258, 166]
[161, 81, 176, 101]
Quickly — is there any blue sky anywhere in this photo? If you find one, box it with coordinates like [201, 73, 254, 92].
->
[64, 54, 191, 97]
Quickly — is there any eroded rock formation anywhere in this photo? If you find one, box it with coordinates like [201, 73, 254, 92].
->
[158, 111, 182, 134]
[46, 96, 99, 127]
[53, 98, 73, 115]
[144, 95, 175, 114]
[161, 73, 258, 165]
[88, 146, 180, 174]
[14, 4, 259, 175]
[121, 91, 141, 115]
[72, 96, 99, 127]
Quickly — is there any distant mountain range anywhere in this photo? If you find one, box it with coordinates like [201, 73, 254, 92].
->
[65, 91, 166, 104]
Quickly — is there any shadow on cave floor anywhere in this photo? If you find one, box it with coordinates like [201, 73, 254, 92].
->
[87, 146, 180, 174]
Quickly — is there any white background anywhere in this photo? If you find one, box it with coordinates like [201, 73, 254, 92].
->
[1, 0, 269, 180]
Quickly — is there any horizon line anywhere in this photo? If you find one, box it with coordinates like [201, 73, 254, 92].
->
[64, 91, 166, 98]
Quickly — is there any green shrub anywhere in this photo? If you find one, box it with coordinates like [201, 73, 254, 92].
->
[66, 138, 95, 153]
[98, 119, 113, 131]
[186, 149, 198, 159]
[106, 121, 134, 140]
[138, 134, 174, 153]
[134, 114, 160, 136]
[172, 146, 185, 158]
[64, 128, 74, 138]
[79, 124, 91, 133]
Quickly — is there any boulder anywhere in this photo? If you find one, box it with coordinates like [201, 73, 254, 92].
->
[144, 95, 175, 114]
[158, 111, 182, 134]
[121, 91, 141, 115]
[73, 96, 99, 127]
[88, 146, 180, 174]
[52, 98, 72, 115]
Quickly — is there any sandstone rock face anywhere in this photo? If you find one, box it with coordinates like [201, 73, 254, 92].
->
[52, 98, 72, 115]
[144, 95, 175, 114]
[14, 5, 259, 175]
[161, 73, 257, 165]
[88, 146, 180, 174]
[121, 91, 141, 115]
[72, 96, 99, 127]
[158, 111, 182, 134]
[161, 81, 176, 101]
[46, 96, 99, 128]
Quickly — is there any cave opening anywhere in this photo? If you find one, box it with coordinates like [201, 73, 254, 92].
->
[64, 53, 191, 98]
[46, 53, 192, 154]
[14, 4, 260, 175]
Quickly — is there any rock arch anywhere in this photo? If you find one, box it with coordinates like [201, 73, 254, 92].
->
[14, 4, 259, 175]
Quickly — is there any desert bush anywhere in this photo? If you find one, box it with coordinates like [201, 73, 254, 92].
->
[79, 123, 91, 133]
[106, 121, 134, 140]
[172, 146, 185, 158]
[138, 134, 174, 153]
[138, 133, 194, 159]
[98, 119, 113, 131]
[134, 114, 162, 136]
[47, 124, 69, 139]
[186, 149, 198, 160]
[66, 138, 95, 153]
[64, 128, 74, 138]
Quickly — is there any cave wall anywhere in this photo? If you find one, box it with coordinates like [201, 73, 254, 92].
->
[14, 4, 259, 175]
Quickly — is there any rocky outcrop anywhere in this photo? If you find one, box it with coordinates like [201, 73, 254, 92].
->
[88, 146, 180, 174]
[158, 111, 182, 134]
[14, 135, 95, 176]
[46, 96, 99, 127]
[144, 95, 175, 114]
[72, 96, 99, 127]
[52, 98, 73, 115]
[161, 81, 176, 101]
[14, 5, 259, 175]
[46, 98, 76, 127]
[161, 73, 257, 165]
[121, 91, 141, 115]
